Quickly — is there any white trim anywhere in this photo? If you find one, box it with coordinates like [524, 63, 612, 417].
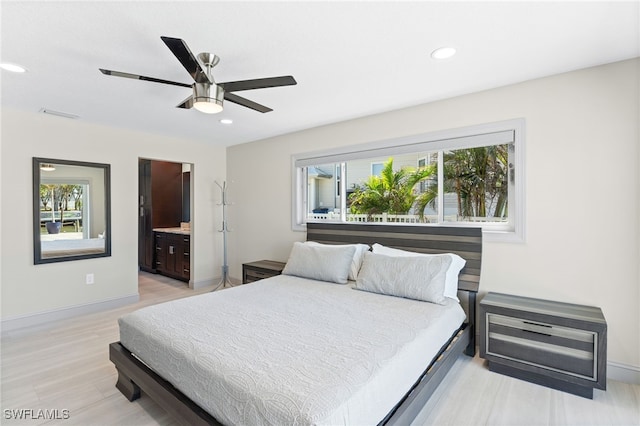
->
[1, 293, 139, 335]
[292, 118, 526, 242]
[607, 361, 640, 385]
[293, 125, 515, 167]
[291, 157, 306, 231]
[190, 276, 241, 290]
[190, 278, 216, 290]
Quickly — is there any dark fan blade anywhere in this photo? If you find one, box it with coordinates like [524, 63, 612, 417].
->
[161, 36, 211, 84]
[224, 92, 272, 113]
[219, 76, 297, 93]
[99, 69, 192, 88]
[176, 95, 194, 109]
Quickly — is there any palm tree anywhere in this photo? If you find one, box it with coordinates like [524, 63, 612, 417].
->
[414, 145, 509, 221]
[349, 158, 435, 219]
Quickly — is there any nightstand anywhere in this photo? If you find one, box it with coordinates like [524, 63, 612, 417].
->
[242, 260, 286, 284]
[479, 292, 607, 398]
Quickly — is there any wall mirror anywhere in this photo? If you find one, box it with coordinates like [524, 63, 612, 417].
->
[33, 157, 111, 264]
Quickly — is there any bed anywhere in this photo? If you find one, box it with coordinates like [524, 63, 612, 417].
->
[41, 237, 105, 258]
[110, 223, 482, 425]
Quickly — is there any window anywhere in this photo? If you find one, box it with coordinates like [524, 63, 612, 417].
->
[371, 162, 384, 176]
[39, 180, 90, 238]
[292, 119, 525, 242]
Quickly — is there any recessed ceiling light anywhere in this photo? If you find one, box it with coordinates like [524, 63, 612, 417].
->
[0, 62, 28, 73]
[220, 119, 233, 125]
[431, 47, 457, 60]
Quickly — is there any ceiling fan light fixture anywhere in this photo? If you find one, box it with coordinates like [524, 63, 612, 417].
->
[193, 99, 223, 114]
[99, 37, 296, 114]
[193, 82, 224, 114]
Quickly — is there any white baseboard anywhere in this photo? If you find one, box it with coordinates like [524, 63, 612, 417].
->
[190, 276, 241, 290]
[1, 293, 139, 336]
[607, 361, 640, 385]
[190, 278, 215, 290]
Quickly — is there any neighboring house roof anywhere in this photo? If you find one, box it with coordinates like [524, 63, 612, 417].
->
[308, 167, 333, 179]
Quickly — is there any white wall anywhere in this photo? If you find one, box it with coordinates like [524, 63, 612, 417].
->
[1, 109, 226, 320]
[227, 59, 640, 370]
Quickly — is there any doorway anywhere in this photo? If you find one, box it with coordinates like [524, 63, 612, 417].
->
[138, 159, 193, 285]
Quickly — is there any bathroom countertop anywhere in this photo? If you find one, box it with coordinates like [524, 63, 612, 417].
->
[153, 227, 190, 235]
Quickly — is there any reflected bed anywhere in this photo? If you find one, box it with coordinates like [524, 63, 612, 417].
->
[41, 238, 105, 258]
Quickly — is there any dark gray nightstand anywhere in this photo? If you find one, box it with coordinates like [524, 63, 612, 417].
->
[242, 260, 286, 284]
[479, 292, 607, 398]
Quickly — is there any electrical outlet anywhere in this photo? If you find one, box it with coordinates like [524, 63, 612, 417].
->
[86, 273, 94, 285]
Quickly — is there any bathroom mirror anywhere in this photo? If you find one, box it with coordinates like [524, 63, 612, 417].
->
[33, 157, 111, 264]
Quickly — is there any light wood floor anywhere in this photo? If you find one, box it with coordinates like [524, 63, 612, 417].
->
[1, 272, 639, 425]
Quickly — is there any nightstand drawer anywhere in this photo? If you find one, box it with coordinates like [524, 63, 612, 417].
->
[242, 260, 286, 284]
[245, 269, 275, 281]
[486, 313, 597, 380]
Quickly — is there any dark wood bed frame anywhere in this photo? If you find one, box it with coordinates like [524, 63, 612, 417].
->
[110, 222, 482, 425]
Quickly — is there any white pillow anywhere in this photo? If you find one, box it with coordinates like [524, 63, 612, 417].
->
[305, 241, 370, 280]
[282, 242, 356, 284]
[355, 251, 452, 305]
[371, 243, 466, 301]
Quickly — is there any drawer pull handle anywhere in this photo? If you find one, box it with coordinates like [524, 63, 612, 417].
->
[523, 321, 552, 328]
[523, 329, 552, 337]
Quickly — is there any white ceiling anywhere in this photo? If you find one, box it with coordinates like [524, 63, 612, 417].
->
[2, 1, 638, 147]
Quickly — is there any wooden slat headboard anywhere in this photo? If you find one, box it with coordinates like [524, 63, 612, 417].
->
[306, 222, 482, 293]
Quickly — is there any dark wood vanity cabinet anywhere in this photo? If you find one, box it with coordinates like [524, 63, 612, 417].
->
[154, 232, 190, 282]
[138, 159, 184, 272]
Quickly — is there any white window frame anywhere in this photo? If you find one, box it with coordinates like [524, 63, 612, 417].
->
[371, 162, 384, 176]
[292, 118, 526, 243]
[41, 177, 91, 239]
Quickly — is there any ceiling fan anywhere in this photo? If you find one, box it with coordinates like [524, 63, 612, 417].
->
[99, 36, 297, 114]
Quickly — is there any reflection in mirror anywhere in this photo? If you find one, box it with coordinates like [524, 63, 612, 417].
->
[33, 158, 111, 264]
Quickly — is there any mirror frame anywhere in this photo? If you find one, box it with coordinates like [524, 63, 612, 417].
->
[33, 157, 112, 264]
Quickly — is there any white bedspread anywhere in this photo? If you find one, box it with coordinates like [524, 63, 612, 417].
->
[119, 275, 466, 425]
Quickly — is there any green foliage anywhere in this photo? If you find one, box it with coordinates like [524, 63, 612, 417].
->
[414, 146, 509, 220]
[348, 145, 509, 222]
[39, 184, 84, 221]
[348, 158, 435, 217]
[40, 184, 54, 211]
[443, 145, 509, 219]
